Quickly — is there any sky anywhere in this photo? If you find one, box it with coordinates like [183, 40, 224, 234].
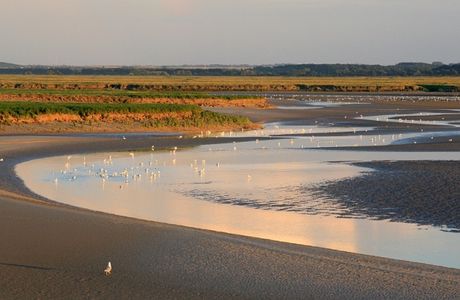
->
[1, 0, 459, 66]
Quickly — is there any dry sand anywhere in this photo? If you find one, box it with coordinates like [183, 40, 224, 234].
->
[1, 99, 460, 299]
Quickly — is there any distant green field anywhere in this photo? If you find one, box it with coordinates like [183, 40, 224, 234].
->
[0, 89, 257, 100]
[1, 75, 460, 92]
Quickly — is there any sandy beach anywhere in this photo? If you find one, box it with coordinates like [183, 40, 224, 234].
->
[1, 99, 460, 299]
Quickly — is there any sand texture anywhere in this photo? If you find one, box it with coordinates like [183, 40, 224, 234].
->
[1, 98, 460, 299]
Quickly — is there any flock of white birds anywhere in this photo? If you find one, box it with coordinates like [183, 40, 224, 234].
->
[52, 109, 460, 192]
[38, 109, 460, 276]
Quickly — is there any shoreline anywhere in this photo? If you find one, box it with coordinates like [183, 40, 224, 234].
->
[2, 102, 460, 298]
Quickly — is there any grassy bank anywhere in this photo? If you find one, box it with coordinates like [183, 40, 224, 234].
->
[0, 102, 200, 117]
[0, 88, 269, 108]
[0, 75, 460, 92]
[0, 88, 259, 99]
[0, 102, 255, 133]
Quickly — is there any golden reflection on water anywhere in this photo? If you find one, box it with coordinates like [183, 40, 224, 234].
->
[20, 157, 360, 252]
[15, 133, 460, 268]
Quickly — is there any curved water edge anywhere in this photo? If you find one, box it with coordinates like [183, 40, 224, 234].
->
[15, 116, 460, 269]
[362, 112, 460, 128]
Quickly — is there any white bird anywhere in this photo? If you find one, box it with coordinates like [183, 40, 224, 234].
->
[104, 262, 112, 276]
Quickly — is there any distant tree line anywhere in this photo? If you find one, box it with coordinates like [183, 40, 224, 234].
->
[0, 62, 460, 76]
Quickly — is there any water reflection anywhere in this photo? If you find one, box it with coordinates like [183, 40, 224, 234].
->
[16, 122, 460, 269]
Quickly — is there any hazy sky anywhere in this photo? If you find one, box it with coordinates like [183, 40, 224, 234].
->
[1, 0, 459, 65]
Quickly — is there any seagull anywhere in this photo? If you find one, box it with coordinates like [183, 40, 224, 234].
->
[104, 262, 112, 276]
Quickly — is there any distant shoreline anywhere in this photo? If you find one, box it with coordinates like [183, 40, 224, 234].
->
[2, 74, 460, 93]
[1, 62, 459, 77]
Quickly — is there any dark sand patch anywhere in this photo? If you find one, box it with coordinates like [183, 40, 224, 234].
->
[310, 161, 460, 230]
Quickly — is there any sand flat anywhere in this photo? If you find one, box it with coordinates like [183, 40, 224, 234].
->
[1, 100, 460, 298]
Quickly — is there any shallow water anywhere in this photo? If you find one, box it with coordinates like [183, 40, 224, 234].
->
[363, 111, 460, 128]
[16, 120, 460, 269]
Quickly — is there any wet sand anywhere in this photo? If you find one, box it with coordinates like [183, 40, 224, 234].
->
[311, 161, 460, 230]
[1, 100, 460, 298]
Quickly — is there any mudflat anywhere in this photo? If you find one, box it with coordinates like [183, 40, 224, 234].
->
[1, 99, 460, 299]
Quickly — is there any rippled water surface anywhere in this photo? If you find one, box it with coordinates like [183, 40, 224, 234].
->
[16, 121, 460, 268]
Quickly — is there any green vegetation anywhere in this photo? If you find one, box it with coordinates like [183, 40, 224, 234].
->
[1, 75, 460, 93]
[0, 101, 253, 129]
[0, 102, 199, 118]
[0, 88, 257, 100]
[418, 84, 460, 93]
[147, 110, 252, 128]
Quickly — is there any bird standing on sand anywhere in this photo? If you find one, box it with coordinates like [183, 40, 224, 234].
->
[104, 262, 112, 276]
